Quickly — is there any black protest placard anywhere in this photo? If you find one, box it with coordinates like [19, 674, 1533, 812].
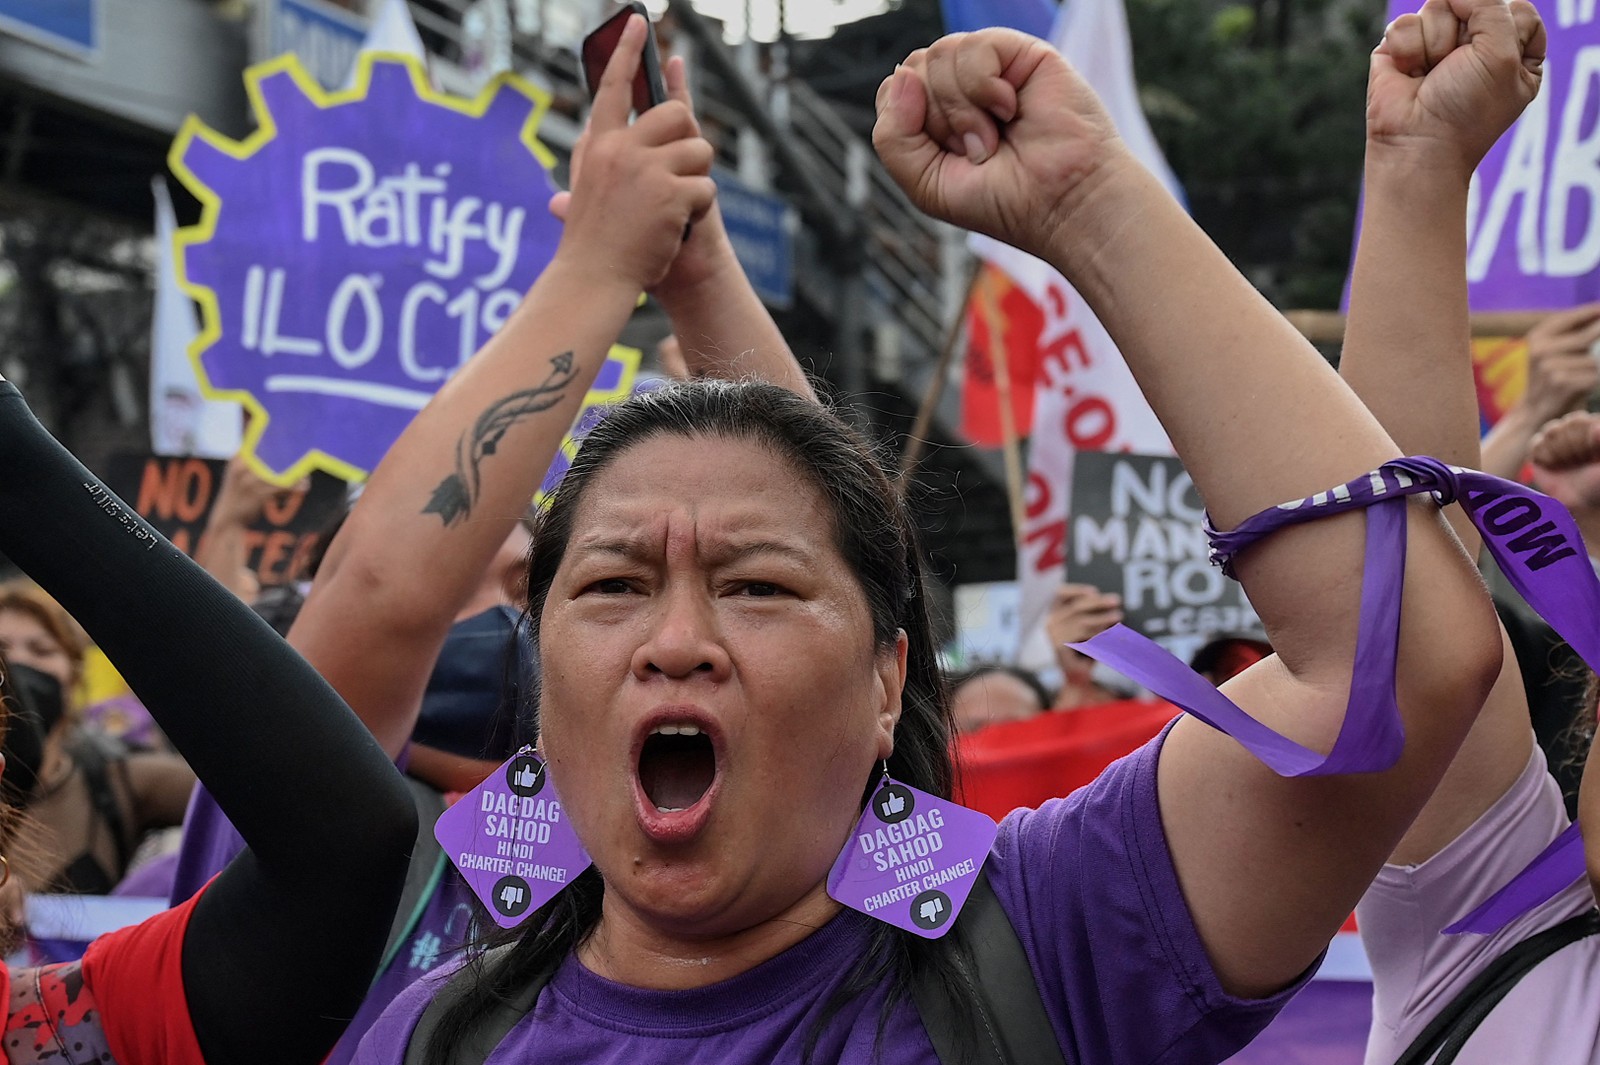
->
[101, 454, 347, 586]
[1069, 452, 1262, 653]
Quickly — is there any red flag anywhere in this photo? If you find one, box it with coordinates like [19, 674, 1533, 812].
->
[961, 264, 1043, 447]
[953, 699, 1175, 820]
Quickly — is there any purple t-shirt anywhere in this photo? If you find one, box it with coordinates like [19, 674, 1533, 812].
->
[172, 784, 480, 1065]
[354, 729, 1308, 1064]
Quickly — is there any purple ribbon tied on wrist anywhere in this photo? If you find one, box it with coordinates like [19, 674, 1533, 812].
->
[1068, 456, 1599, 935]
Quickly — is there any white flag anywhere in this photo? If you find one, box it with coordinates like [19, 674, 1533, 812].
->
[1008, 0, 1182, 668]
[463, 0, 514, 85]
[344, 0, 427, 90]
[149, 178, 242, 459]
[363, 0, 426, 58]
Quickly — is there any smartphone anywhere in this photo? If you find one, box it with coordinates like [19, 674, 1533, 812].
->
[581, 1, 668, 116]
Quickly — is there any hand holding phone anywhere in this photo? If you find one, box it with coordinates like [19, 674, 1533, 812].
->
[550, 13, 716, 292]
[579, 3, 692, 240]
[582, 2, 668, 116]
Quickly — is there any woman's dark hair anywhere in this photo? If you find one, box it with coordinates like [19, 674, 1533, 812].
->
[425, 381, 975, 1064]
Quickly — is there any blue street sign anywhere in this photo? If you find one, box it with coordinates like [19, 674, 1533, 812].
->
[713, 169, 794, 310]
[0, 0, 98, 59]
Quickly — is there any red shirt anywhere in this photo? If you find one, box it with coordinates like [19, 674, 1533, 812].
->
[3, 889, 206, 1065]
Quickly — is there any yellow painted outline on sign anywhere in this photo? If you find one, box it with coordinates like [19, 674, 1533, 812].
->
[167, 52, 558, 487]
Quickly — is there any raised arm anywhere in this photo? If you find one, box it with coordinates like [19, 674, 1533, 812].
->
[1338, 0, 1546, 864]
[0, 379, 415, 1065]
[287, 16, 717, 758]
[874, 8, 1524, 997]
[551, 55, 814, 398]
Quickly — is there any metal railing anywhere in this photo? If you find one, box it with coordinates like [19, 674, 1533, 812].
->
[784, 77, 951, 359]
[401, 0, 961, 379]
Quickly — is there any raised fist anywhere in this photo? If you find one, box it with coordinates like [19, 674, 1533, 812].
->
[872, 29, 1123, 261]
[1368, 0, 1545, 176]
[1517, 304, 1600, 426]
[553, 15, 716, 292]
[212, 455, 306, 528]
[1530, 410, 1600, 474]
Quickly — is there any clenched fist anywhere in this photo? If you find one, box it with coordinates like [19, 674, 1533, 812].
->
[1531, 410, 1600, 474]
[872, 29, 1125, 262]
[1368, 0, 1545, 177]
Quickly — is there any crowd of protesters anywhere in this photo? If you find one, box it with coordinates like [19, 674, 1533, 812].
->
[0, 2, 1589, 1063]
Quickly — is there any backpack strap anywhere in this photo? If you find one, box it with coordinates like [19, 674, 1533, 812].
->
[401, 943, 552, 1065]
[912, 870, 1068, 1065]
[1396, 908, 1600, 1065]
[377, 775, 451, 982]
[401, 870, 1066, 1065]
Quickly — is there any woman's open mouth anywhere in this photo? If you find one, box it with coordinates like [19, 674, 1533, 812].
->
[633, 716, 721, 843]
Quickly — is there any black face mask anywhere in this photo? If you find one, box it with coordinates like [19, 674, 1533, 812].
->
[2, 663, 65, 808]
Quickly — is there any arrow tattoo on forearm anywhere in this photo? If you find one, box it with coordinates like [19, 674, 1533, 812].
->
[422, 351, 579, 526]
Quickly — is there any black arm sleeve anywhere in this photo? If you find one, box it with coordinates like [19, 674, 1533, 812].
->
[0, 383, 416, 1065]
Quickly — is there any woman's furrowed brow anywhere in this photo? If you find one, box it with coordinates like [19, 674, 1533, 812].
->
[568, 534, 816, 568]
[568, 535, 655, 562]
[702, 539, 817, 568]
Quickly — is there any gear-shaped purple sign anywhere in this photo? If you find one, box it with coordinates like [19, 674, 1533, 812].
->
[169, 53, 563, 484]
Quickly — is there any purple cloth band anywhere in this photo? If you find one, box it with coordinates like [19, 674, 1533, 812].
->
[1069, 457, 1598, 934]
[1442, 822, 1585, 935]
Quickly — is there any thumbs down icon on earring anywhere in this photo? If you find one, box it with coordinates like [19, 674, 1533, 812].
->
[490, 874, 533, 919]
[910, 888, 952, 931]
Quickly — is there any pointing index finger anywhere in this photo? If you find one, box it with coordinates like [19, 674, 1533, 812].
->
[591, 14, 647, 133]
[664, 53, 693, 109]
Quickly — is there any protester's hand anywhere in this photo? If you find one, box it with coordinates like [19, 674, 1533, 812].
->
[1367, 0, 1544, 177]
[872, 29, 1123, 261]
[551, 14, 716, 291]
[550, 54, 732, 300]
[643, 58, 738, 302]
[1045, 583, 1123, 648]
[1518, 305, 1600, 426]
[212, 455, 305, 529]
[1530, 411, 1600, 473]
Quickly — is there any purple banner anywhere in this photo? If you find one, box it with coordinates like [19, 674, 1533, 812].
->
[1406, 0, 1600, 309]
[171, 54, 563, 484]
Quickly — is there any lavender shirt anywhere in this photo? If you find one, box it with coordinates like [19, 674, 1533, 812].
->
[1358, 743, 1600, 1064]
[355, 727, 1309, 1064]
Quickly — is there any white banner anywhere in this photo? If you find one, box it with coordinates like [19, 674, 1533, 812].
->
[150, 179, 242, 459]
[1007, 0, 1182, 667]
